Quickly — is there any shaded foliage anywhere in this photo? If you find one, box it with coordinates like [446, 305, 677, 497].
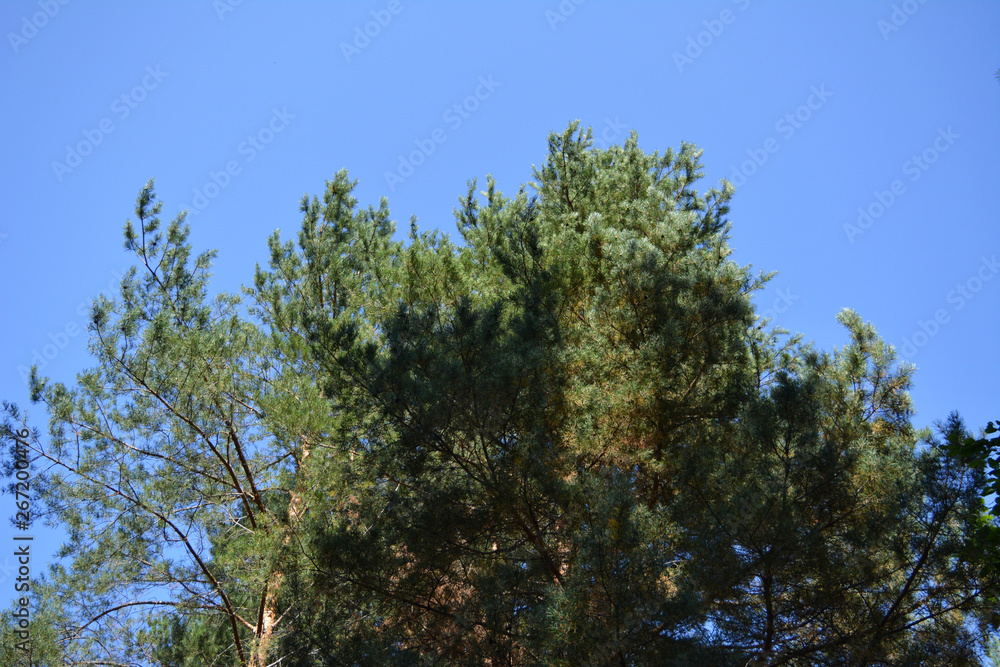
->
[3, 124, 997, 665]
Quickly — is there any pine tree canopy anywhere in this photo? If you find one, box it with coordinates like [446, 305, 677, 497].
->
[3, 122, 999, 666]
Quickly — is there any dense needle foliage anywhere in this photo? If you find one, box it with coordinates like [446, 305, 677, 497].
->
[3, 123, 998, 666]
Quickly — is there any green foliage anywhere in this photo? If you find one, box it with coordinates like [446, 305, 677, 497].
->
[948, 418, 1000, 515]
[2, 125, 997, 665]
[946, 415, 1000, 582]
[0, 580, 66, 667]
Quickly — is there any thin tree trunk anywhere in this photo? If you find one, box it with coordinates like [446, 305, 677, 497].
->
[252, 440, 311, 665]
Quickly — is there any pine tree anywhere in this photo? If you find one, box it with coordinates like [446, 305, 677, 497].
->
[3, 125, 997, 666]
[2, 183, 322, 666]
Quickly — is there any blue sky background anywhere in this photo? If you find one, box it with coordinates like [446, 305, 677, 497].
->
[1, 1, 998, 579]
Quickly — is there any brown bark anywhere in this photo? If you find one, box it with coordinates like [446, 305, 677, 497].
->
[251, 438, 311, 666]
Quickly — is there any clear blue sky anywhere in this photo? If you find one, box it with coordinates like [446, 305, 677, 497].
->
[2, 1, 998, 572]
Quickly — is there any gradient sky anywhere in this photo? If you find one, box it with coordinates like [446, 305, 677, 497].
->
[2, 1, 999, 573]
